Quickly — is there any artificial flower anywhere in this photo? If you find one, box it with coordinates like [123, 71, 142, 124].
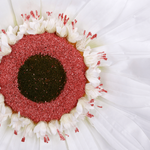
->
[0, 0, 150, 150]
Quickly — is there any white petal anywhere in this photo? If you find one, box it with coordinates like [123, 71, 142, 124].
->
[100, 71, 150, 107]
[96, 2, 150, 45]
[103, 100, 150, 139]
[0, 127, 14, 149]
[109, 58, 150, 86]
[65, 121, 100, 150]
[65, 0, 91, 21]
[86, 67, 100, 87]
[75, 0, 127, 33]
[11, 0, 41, 25]
[6, 131, 40, 150]
[40, 134, 67, 150]
[41, 0, 71, 18]
[93, 40, 150, 65]
[85, 83, 102, 100]
[89, 100, 150, 150]
[84, 119, 115, 150]
[34, 121, 50, 138]
[0, 120, 10, 140]
[0, 94, 4, 103]
[0, 0, 16, 30]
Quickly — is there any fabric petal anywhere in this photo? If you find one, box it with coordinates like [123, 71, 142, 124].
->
[0, 0, 16, 30]
[40, 135, 68, 150]
[89, 100, 150, 150]
[75, 0, 127, 33]
[41, 0, 71, 18]
[65, 120, 100, 150]
[0, 120, 10, 141]
[100, 71, 150, 107]
[6, 133, 40, 150]
[0, 127, 14, 150]
[102, 99, 150, 139]
[64, 0, 91, 21]
[79, 120, 115, 150]
[92, 40, 150, 64]
[93, 0, 150, 45]
[11, 0, 41, 25]
[109, 58, 150, 86]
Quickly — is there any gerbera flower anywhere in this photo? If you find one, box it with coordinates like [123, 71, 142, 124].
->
[0, 0, 150, 149]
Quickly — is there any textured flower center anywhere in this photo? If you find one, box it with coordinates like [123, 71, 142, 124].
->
[18, 54, 66, 103]
[0, 32, 86, 122]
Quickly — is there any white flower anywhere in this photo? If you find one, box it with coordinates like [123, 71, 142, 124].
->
[0, 0, 150, 150]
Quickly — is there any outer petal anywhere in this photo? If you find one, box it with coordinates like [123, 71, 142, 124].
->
[6, 134, 40, 150]
[0, 0, 16, 30]
[83, 120, 116, 150]
[11, 0, 41, 25]
[102, 98, 150, 139]
[109, 58, 150, 86]
[88, 100, 150, 150]
[96, 2, 150, 45]
[64, 0, 91, 21]
[75, 0, 127, 33]
[40, 135, 68, 150]
[0, 127, 14, 150]
[65, 121, 100, 150]
[100, 71, 150, 107]
[41, 0, 71, 18]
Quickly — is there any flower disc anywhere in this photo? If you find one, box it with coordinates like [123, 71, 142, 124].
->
[0, 32, 86, 123]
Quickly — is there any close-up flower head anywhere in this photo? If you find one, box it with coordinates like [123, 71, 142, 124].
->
[0, 0, 150, 150]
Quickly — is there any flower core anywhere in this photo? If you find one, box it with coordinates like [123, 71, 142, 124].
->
[0, 10, 107, 142]
[0, 32, 86, 122]
[18, 54, 67, 103]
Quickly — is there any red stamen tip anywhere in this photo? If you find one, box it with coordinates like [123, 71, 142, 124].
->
[97, 106, 103, 108]
[30, 11, 35, 18]
[26, 15, 30, 21]
[89, 99, 94, 103]
[58, 14, 61, 19]
[75, 127, 79, 133]
[65, 134, 69, 137]
[61, 13, 64, 20]
[21, 14, 23, 18]
[75, 19, 77, 23]
[64, 15, 69, 25]
[44, 135, 50, 143]
[21, 137, 25, 142]
[14, 130, 17, 135]
[1, 29, 6, 34]
[72, 21, 75, 30]
[102, 89, 107, 93]
[44, 137, 48, 143]
[46, 11, 52, 16]
[87, 32, 92, 38]
[36, 10, 38, 16]
[91, 34, 97, 39]
[57, 130, 65, 141]
[97, 61, 100, 65]
[83, 30, 86, 35]
[86, 112, 94, 118]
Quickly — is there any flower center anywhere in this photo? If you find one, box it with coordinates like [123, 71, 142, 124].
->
[18, 54, 66, 103]
[1, 32, 86, 122]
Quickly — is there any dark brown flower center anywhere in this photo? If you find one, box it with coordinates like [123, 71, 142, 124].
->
[18, 54, 66, 103]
